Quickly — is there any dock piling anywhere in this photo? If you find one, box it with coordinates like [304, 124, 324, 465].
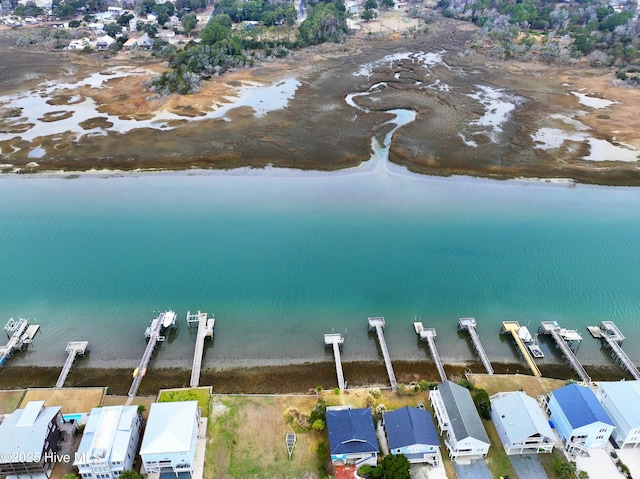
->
[55, 341, 88, 389]
[324, 333, 345, 390]
[458, 318, 494, 375]
[368, 317, 397, 391]
[187, 311, 215, 388]
[414, 322, 447, 382]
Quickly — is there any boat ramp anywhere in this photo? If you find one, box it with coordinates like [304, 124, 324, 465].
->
[0, 318, 40, 366]
[129, 310, 177, 398]
[458, 318, 494, 375]
[55, 341, 88, 389]
[187, 311, 215, 388]
[588, 321, 640, 380]
[538, 320, 591, 383]
[324, 333, 345, 390]
[368, 317, 397, 391]
[501, 321, 542, 377]
[414, 322, 447, 382]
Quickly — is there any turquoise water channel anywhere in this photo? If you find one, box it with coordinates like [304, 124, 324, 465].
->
[1, 170, 639, 370]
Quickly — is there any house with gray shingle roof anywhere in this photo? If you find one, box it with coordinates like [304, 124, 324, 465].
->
[429, 381, 490, 461]
[325, 406, 378, 467]
[491, 391, 555, 455]
[598, 380, 640, 449]
[546, 383, 614, 455]
[382, 406, 441, 465]
[0, 400, 63, 478]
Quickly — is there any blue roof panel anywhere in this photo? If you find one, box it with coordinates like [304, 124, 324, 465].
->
[326, 408, 379, 456]
[553, 384, 613, 428]
[384, 406, 439, 450]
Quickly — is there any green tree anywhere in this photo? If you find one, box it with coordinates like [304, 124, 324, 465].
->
[299, 2, 346, 45]
[181, 12, 198, 34]
[364, 0, 377, 10]
[472, 388, 491, 420]
[200, 22, 230, 45]
[120, 471, 147, 479]
[381, 454, 411, 479]
[104, 23, 122, 36]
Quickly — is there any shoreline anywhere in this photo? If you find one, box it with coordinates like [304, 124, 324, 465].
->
[1, 360, 635, 396]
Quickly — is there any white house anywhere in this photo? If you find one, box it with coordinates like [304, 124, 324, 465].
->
[490, 391, 555, 455]
[96, 34, 115, 50]
[546, 383, 614, 455]
[140, 401, 200, 478]
[430, 381, 490, 461]
[383, 406, 440, 465]
[325, 406, 378, 467]
[598, 380, 640, 449]
[74, 406, 142, 479]
[0, 401, 63, 478]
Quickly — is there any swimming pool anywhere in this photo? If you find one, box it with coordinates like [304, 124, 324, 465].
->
[63, 413, 83, 423]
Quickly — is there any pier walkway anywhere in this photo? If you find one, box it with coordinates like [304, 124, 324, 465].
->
[539, 321, 590, 383]
[414, 322, 447, 382]
[128, 311, 175, 398]
[55, 341, 88, 389]
[0, 318, 40, 366]
[588, 321, 640, 380]
[187, 311, 215, 388]
[458, 318, 494, 375]
[501, 321, 541, 377]
[368, 317, 397, 391]
[324, 333, 345, 390]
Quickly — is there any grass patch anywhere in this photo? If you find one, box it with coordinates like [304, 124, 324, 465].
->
[207, 395, 324, 479]
[158, 386, 211, 409]
[483, 419, 517, 478]
[0, 389, 26, 413]
[539, 448, 570, 479]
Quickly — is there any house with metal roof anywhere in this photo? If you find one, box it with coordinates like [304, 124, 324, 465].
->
[325, 406, 379, 467]
[429, 381, 490, 461]
[546, 383, 614, 455]
[0, 400, 63, 478]
[598, 380, 640, 449]
[74, 405, 142, 479]
[382, 406, 441, 465]
[140, 401, 200, 478]
[490, 391, 555, 455]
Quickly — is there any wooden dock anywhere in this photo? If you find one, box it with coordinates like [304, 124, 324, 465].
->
[324, 333, 345, 390]
[187, 311, 215, 388]
[55, 341, 88, 389]
[501, 321, 542, 377]
[414, 322, 447, 382]
[128, 311, 175, 398]
[458, 318, 494, 375]
[588, 321, 640, 380]
[368, 317, 397, 391]
[539, 321, 591, 383]
[0, 318, 40, 366]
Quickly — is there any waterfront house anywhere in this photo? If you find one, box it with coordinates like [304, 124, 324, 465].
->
[382, 406, 441, 465]
[598, 380, 640, 448]
[490, 391, 555, 455]
[429, 381, 490, 461]
[325, 406, 379, 467]
[0, 400, 63, 478]
[140, 401, 200, 478]
[546, 383, 614, 455]
[96, 34, 115, 51]
[74, 405, 142, 479]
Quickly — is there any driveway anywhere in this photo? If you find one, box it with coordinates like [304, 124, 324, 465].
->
[509, 454, 548, 479]
[575, 448, 625, 479]
[616, 449, 640, 478]
[452, 459, 492, 479]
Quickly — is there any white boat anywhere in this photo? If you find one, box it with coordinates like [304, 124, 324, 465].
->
[161, 310, 177, 329]
[528, 343, 544, 358]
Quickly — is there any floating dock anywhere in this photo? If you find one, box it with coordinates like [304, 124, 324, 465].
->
[129, 310, 176, 398]
[414, 322, 447, 382]
[368, 317, 397, 391]
[458, 318, 494, 375]
[55, 341, 88, 389]
[588, 321, 640, 380]
[187, 311, 215, 388]
[324, 333, 345, 390]
[538, 321, 590, 383]
[0, 318, 40, 366]
[500, 321, 542, 377]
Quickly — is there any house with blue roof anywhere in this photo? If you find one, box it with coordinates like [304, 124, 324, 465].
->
[382, 406, 441, 465]
[598, 380, 640, 449]
[430, 381, 490, 461]
[74, 405, 142, 479]
[491, 391, 556, 455]
[546, 383, 614, 455]
[325, 406, 379, 467]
